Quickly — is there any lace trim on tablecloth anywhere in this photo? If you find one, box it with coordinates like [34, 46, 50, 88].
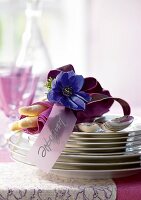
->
[0, 163, 117, 200]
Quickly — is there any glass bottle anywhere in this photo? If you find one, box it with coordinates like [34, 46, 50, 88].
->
[16, 0, 52, 85]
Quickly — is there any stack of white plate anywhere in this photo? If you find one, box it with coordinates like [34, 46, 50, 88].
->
[8, 116, 141, 179]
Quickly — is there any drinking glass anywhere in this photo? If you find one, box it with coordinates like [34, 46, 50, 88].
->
[0, 66, 39, 147]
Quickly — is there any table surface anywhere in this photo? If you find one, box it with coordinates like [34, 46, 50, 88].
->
[0, 149, 141, 200]
[0, 161, 117, 200]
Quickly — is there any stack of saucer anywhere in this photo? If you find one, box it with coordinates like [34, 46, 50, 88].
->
[8, 115, 141, 179]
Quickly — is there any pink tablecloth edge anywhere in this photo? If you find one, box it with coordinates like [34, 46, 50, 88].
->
[114, 172, 141, 200]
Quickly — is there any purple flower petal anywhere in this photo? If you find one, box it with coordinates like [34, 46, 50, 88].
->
[70, 95, 86, 110]
[82, 77, 103, 93]
[68, 70, 75, 78]
[51, 79, 62, 91]
[47, 90, 62, 103]
[70, 75, 84, 92]
[47, 64, 75, 79]
[76, 91, 91, 102]
[60, 72, 70, 87]
[59, 96, 84, 110]
[58, 71, 76, 88]
[58, 64, 75, 73]
[59, 96, 76, 108]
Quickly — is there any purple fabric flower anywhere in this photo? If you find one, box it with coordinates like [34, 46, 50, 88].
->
[48, 65, 114, 123]
[47, 70, 91, 110]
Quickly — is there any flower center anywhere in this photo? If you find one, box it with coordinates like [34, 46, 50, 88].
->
[63, 87, 73, 96]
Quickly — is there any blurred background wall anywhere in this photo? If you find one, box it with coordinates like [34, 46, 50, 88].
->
[89, 0, 141, 115]
[0, 0, 140, 114]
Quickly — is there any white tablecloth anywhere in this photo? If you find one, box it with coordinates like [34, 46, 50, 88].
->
[0, 162, 116, 200]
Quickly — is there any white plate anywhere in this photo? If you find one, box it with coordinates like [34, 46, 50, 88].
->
[64, 146, 127, 153]
[72, 132, 129, 137]
[9, 142, 141, 159]
[9, 133, 141, 156]
[72, 130, 141, 138]
[54, 160, 141, 167]
[66, 140, 141, 146]
[9, 133, 141, 149]
[51, 167, 141, 179]
[9, 143, 141, 165]
[10, 149, 141, 170]
[59, 153, 141, 161]
[10, 146, 141, 166]
[11, 150, 141, 179]
[69, 135, 141, 141]
[10, 151, 35, 166]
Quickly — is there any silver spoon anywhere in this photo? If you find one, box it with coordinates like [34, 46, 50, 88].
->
[95, 115, 134, 132]
[77, 115, 134, 132]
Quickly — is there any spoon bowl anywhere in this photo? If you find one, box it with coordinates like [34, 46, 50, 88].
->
[95, 115, 134, 132]
[77, 115, 134, 133]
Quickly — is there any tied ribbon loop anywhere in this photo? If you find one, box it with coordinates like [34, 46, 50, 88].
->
[90, 93, 131, 116]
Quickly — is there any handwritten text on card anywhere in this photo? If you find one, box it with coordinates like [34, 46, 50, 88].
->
[28, 104, 77, 173]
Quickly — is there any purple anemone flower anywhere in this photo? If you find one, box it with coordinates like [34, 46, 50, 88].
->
[47, 70, 91, 110]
